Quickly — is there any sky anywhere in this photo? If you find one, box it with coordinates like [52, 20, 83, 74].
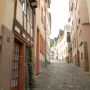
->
[49, 0, 69, 39]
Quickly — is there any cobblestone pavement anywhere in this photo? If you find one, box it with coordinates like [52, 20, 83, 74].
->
[33, 61, 90, 90]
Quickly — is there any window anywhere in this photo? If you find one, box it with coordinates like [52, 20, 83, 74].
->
[27, 2, 33, 37]
[41, 7, 44, 23]
[23, 0, 26, 14]
[72, 41, 74, 50]
[77, 16, 80, 28]
[79, 29, 81, 36]
[70, 2, 74, 11]
[74, 39, 76, 48]
[11, 43, 19, 87]
[27, 3, 33, 24]
[78, 17, 80, 24]
[75, 0, 78, 10]
[77, 26, 78, 30]
[67, 32, 71, 42]
[81, 53, 83, 60]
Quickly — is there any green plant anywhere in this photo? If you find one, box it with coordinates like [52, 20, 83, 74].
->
[28, 47, 35, 89]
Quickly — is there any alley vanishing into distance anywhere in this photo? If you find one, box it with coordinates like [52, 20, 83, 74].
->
[1, 0, 90, 90]
[33, 60, 90, 90]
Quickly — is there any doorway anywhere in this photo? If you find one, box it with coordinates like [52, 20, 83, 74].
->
[11, 40, 24, 90]
[25, 47, 34, 90]
[11, 42, 20, 90]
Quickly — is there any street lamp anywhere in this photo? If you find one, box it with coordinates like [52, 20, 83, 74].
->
[29, 0, 37, 8]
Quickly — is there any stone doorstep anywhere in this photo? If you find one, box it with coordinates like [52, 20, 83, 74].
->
[73, 64, 90, 77]
[84, 72, 90, 76]
[35, 75, 40, 79]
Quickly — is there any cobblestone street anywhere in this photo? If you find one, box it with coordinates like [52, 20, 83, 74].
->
[33, 61, 90, 90]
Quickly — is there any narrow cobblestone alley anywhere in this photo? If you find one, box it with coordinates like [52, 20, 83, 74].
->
[33, 61, 90, 90]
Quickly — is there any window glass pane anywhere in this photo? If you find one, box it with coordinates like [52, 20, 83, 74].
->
[67, 32, 71, 42]
[23, 0, 26, 14]
[11, 43, 19, 87]
[16, 79, 18, 86]
[27, 3, 33, 25]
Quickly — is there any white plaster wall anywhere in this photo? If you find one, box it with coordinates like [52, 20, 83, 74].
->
[57, 35, 66, 61]
[16, 0, 23, 26]
[87, 0, 90, 23]
[2, 0, 15, 31]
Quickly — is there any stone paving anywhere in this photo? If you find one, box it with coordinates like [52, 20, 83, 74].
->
[33, 61, 90, 90]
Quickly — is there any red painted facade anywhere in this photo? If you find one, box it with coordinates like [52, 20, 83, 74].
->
[34, 0, 46, 75]
[40, 33, 45, 55]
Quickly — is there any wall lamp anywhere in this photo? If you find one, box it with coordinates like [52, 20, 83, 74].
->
[29, 0, 37, 8]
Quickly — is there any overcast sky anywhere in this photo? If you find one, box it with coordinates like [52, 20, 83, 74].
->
[49, 0, 69, 39]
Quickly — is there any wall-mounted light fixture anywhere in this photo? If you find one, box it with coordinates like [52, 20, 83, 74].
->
[29, 0, 37, 8]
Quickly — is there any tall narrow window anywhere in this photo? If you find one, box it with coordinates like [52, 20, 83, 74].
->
[11, 43, 19, 87]
[23, 0, 26, 14]
[27, 3, 33, 37]
[67, 32, 71, 42]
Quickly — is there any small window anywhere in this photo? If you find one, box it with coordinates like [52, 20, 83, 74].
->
[78, 17, 80, 24]
[67, 32, 71, 42]
[81, 53, 83, 60]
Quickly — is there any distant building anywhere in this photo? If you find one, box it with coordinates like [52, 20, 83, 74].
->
[58, 25, 71, 62]
[53, 25, 72, 62]
[50, 46, 55, 59]
[58, 29, 64, 37]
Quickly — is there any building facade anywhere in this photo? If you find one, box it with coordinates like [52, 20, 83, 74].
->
[50, 46, 55, 59]
[56, 25, 71, 62]
[0, 0, 37, 90]
[45, 1, 51, 65]
[34, 0, 46, 75]
[0, 0, 51, 89]
[34, 0, 51, 75]
[64, 25, 72, 63]
[69, 0, 90, 71]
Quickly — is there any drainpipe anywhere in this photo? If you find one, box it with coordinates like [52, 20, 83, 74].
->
[45, 5, 47, 68]
[45, 18, 47, 67]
